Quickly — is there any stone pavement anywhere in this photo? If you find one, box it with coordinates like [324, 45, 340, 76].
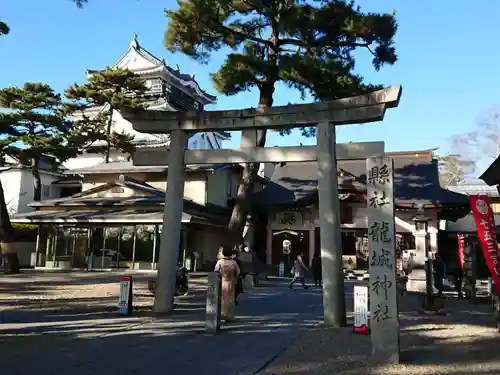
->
[0, 276, 333, 375]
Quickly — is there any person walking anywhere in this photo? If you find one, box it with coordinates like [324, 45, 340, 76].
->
[214, 245, 241, 322]
[311, 253, 322, 287]
[451, 261, 464, 299]
[433, 253, 446, 298]
[289, 252, 309, 290]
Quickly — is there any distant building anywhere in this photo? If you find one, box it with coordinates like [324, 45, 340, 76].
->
[0, 156, 64, 216]
[251, 150, 469, 273]
[441, 182, 500, 233]
[62, 33, 228, 172]
[9, 35, 257, 270]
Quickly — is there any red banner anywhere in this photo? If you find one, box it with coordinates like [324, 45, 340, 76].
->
[469, 195, 500, 293]
[457, 234, 465, 269]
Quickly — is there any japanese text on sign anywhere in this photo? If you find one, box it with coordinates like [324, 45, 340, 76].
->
[373, 303, 391, 322]
[369, 191, 389, 208]
[366, 157, 398, 340]
[369, 221, 392, 242]
[370, 248, 393, 269]
[469, 196, 500, 290]
[368, 164, 390, 185]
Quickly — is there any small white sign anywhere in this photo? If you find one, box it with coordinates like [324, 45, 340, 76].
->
[185, 258, 192, 271]
[354, 285, 369, 334]
[118, 277, 131, 315]
[278, 261, 285, 277]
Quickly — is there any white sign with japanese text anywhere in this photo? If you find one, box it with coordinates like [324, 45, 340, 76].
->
[367, 157, 400, 363]
[118, 276, 132, 315]
[354, 285, 369, 334]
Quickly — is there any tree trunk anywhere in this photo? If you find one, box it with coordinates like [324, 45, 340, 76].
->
[0, 178, 19, 274]
[32, 159, 42, 202]
[227, 85, 274, 246]
[104, 105, 114, 164]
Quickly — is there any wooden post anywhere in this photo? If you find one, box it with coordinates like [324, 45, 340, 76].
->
[45, 229, 52, 266]
[87, 228, 92, 271]
[116, 226, 122, 269]
[131, 225, 137, 270]
[101, 229, 106, 270]
[367, 156, 400, 364]
[34, 226, 41, 267]
[206, 271, 222, 333]
[52, 228, 58, 268]
[71, 229, 77, 268]
[184, 226, 190, 267]
[152, 224, 158, 270]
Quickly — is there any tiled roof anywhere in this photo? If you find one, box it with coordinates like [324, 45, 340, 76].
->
[253, 151, 469, 207]
[11, 208, 227, 226]
[64, 161, 230, 175]
[445, 213, 500, 233]
[13, 177, 229, 225]
[480, 156, 500, 186]
[447, 183, 499, 197]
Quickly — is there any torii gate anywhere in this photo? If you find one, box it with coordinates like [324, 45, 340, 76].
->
[122, 85, 402, 327]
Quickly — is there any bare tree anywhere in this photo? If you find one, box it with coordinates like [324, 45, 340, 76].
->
[437, 153, 475, 187]
[439, 107, 500, 187]
[454, 107, 500, 165]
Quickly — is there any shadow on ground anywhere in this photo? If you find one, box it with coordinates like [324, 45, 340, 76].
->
[257, 293, 500, 375]
[0, 277, 325, 375]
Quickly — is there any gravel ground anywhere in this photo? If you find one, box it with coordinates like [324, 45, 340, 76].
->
[258, 295, 500, 375]
[0, 271, 208, 313]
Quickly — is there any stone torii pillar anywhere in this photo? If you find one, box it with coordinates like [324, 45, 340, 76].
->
[317, 122, 345, 326]
[152, 129, 188, 313]
[122, 85, 402, 324]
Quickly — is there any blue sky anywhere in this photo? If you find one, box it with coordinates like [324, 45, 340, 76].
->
[2, 1, 500, 176]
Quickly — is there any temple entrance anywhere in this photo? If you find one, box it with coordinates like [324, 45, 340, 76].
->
[271, 229, 310, 271]
[315, 228, 359, 269]
[123, 85, 402, 317]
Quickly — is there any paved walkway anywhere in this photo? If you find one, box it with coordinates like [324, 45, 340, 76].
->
[0, 278, 329, 375]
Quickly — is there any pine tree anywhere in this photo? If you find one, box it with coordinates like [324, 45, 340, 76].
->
[0, 83, 76, 202]
[165, 0, 398, 243]
[0, 83, 78, 273]
[0, 22, 9, 36]
[65, 67, 148, 163]
[0, 139, 19, 273]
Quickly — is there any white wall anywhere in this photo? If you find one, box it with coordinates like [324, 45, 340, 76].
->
[0, 169, 22, 216]
[0, 169, 60, 215]
[63, 131, 219, 172]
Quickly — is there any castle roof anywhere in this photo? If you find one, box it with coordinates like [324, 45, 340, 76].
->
[88, 34, 216, 105]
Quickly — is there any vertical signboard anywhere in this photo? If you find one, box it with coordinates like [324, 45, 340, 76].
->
[353, 285, 369, 334]
[278, 261, 285, 277]
[469, 195, 500, 294]
[118, 275, 133, 315]
[206, 271, 222, 333]
[367, 157, 400, 363]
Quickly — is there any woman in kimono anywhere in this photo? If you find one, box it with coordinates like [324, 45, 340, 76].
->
[233, 250, 244, 305]
[214, 245, 241, 322]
